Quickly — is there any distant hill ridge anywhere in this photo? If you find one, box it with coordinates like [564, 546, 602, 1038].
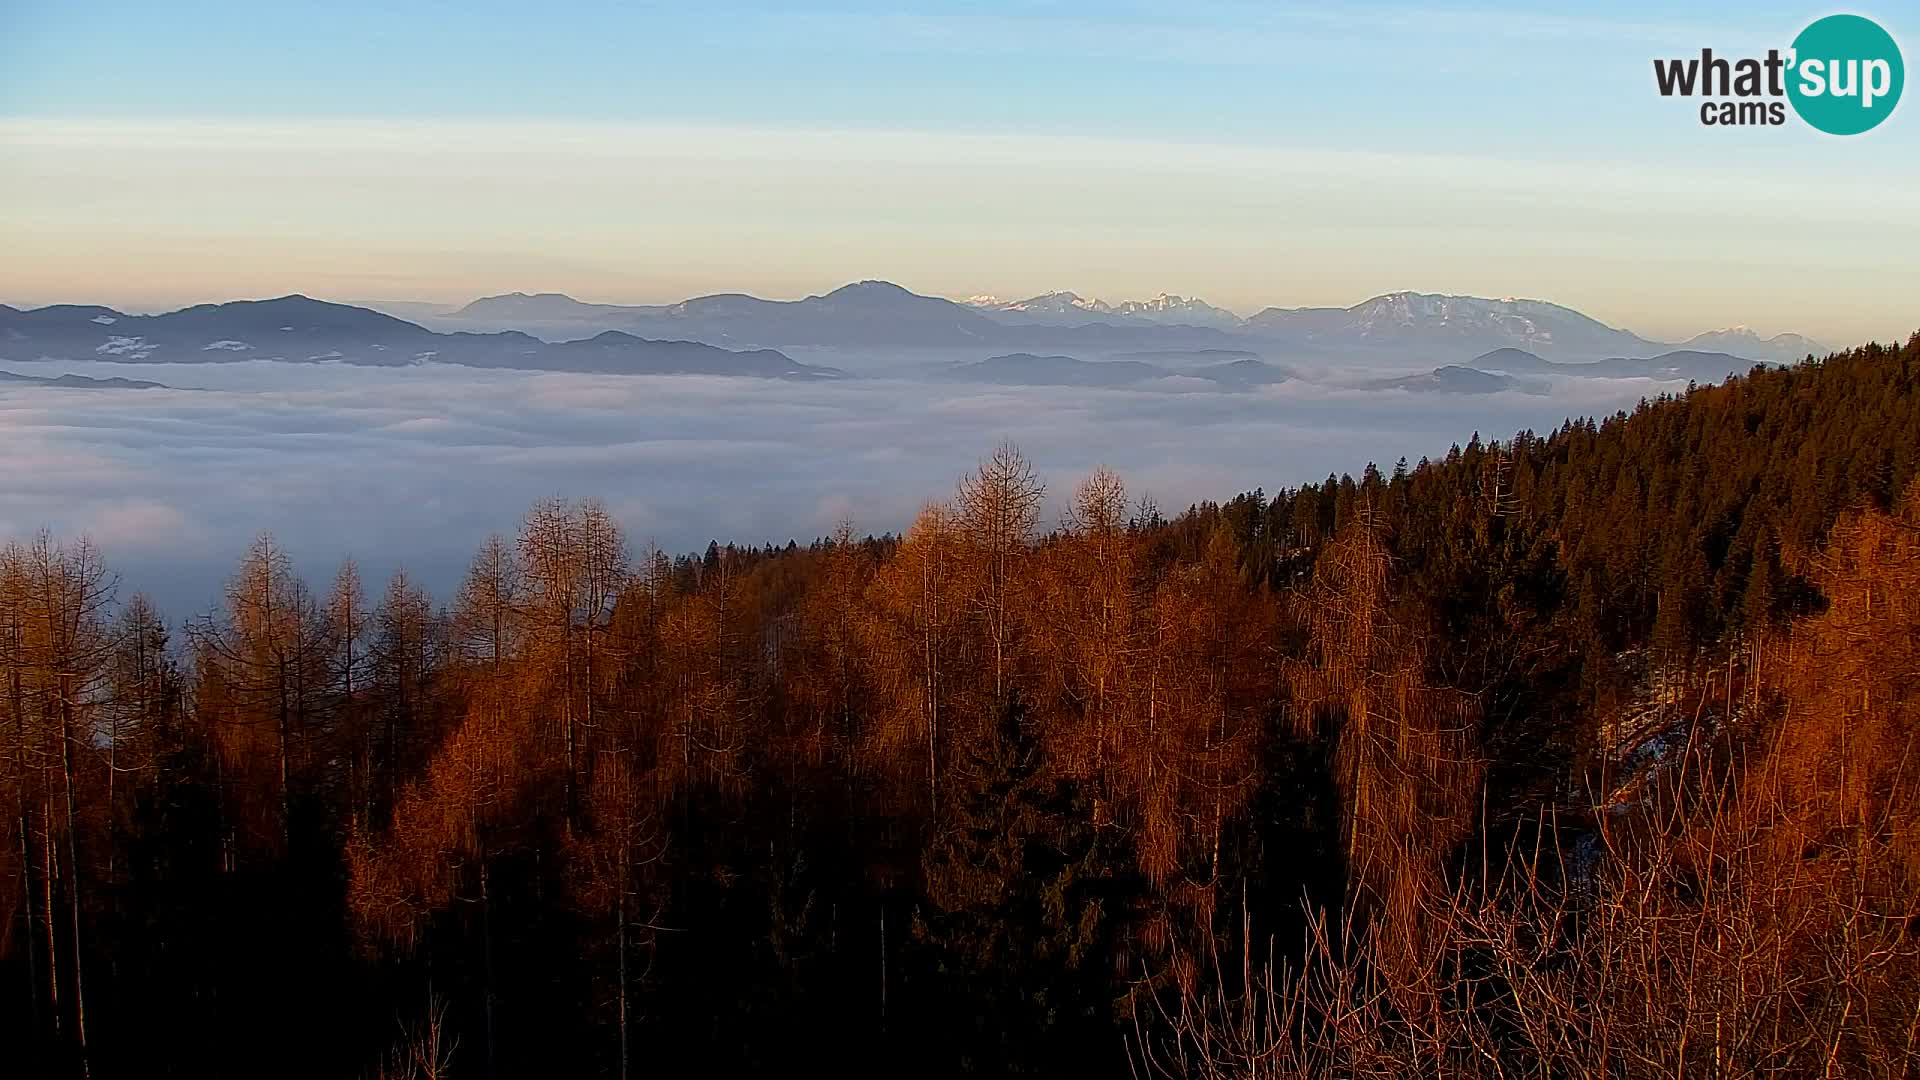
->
[1467, 346, 1772, 383]
[0, 295, 841, 379]
[0, 368, 171, 390]
[7, 285, 1828, 368]
[383, 283, 1823, 362]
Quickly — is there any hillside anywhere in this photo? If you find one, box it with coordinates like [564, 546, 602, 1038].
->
[0, 369, 171, 390]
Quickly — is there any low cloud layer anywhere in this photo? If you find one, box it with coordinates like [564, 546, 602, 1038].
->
[1, 358, 1674, 617]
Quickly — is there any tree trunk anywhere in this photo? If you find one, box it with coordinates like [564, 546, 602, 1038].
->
[42, 786, 60, 1035]
[277, 656, 291, 848]
[10, 661, 41, 1034]
[616, 873, 629, 1080]
[59, 690, 90, 1074]
[480, 852, 497, 1080]
[564, 615, 577, 833]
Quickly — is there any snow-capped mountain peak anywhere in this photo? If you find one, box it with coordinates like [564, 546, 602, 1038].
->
[1015, 291, 1110, 314]
[1681, 326, 1824, 363]
[1239, 291, 1655, 357]
[964, 290, 1240, 328]
[1109, 293, 1242, 328]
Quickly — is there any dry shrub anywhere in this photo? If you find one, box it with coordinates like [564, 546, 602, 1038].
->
[1135, 767, 1920, 1078]
[1136, 490, 1920, 1078]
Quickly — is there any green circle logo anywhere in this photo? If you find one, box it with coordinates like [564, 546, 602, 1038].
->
[1788, 14, 1903, 134]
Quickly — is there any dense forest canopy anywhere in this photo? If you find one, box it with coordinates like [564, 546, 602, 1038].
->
[4, 334, 1918, 1077]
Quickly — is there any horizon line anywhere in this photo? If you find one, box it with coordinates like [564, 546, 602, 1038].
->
[2, 281, 1834, 345]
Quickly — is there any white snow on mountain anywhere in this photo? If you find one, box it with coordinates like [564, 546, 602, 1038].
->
[1680, 326, 1826, 361]
[966, 290, 1238, 327]
[96, 335, 155, 359]
[1110, 293, 1241, 328]
[1005, 291, 1113, 316]
[1334, 291, 1635, 347]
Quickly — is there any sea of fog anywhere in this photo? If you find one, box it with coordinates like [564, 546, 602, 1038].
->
[0, 356, 1679, 618]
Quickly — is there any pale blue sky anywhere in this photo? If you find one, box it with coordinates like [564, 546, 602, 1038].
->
[2, 1, 1915, 344]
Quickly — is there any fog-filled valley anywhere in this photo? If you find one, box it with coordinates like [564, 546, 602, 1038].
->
[5, 350, 1709, 616]
[0, 284, 1803, 613]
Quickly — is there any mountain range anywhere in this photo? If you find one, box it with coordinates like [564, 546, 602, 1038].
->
[1361, 346, 1771, 396]
[2, 286, 1826, 380]
[369, 283, 1823, 363]
[962, 292, 1244, 330]
[1677, 326, 1824, 360]
[0, 297, 840, 379]
[1467, 347, 1769, 383]
[435, 282, 1007, 348]
[1247, 293, 1650, 358]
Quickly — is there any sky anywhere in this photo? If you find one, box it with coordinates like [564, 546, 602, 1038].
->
[2, 0, 1917, 345]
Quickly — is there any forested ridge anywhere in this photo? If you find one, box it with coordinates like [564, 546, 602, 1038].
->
[4, 335, 1918, 1077]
